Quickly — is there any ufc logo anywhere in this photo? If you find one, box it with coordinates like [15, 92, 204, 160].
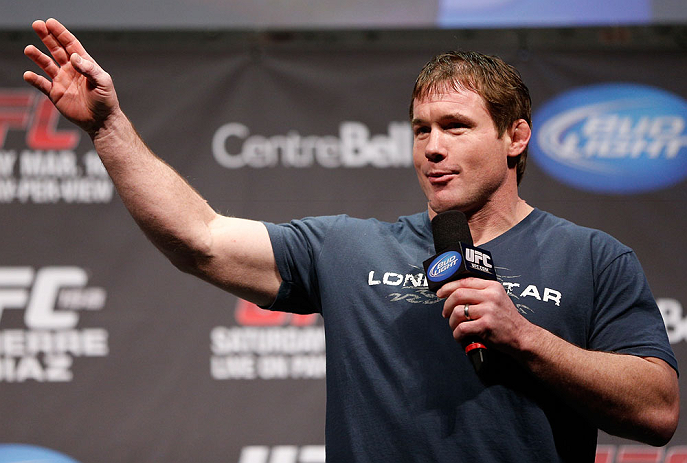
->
[0, 90, 80, 150]
[464, 247, 493, 269]
[0, 266, 96, 330]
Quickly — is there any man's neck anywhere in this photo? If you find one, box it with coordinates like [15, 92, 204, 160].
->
[427, 197, 533, 246]
[467, 198, 533, 245]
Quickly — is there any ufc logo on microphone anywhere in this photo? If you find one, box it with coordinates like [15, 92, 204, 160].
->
[464, 248, 493, 269]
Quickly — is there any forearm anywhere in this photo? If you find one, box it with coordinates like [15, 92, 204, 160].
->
[515, 324, 679, 446]
[92, 109, 218, 268]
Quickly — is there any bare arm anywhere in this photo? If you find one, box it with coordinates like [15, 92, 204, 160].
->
[519, 327, 679, 446]
[24, 19, 281, 306]
[438, 278, 680, 446]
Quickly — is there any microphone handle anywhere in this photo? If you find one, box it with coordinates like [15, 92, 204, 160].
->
[463, 337, 487, 374]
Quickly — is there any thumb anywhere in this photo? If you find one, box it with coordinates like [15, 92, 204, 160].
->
[70, 53, 108, 88]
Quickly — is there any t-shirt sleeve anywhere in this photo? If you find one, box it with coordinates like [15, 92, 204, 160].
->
[260, 216, 335, 314]
[588, 250, 678, 373]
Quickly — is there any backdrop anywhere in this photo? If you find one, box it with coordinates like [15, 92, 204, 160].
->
[0, 26, 685, 462]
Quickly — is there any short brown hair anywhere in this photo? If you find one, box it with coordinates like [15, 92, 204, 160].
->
[410, 51, 531, 185]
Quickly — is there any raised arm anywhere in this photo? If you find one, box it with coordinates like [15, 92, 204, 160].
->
[24, 19, 281, 306]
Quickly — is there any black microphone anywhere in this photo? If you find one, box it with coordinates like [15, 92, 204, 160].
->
[423, 210, 497, 374]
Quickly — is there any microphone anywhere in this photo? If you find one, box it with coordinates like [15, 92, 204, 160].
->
[423, 210, 497, 374]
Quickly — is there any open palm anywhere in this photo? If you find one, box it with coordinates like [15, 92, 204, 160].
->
[23, 18, 119, 135]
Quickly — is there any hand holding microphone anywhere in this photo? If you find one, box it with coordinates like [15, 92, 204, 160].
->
[424, 210, 536, 375]
[423, 210, 497, 374]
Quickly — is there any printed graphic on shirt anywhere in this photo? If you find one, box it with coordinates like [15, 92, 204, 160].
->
[367, 265, 439, 305]
[367, 264, 563, 313]
[497, 266, 562, 315]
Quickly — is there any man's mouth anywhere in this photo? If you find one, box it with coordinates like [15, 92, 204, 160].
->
[427, 171, 457, 184]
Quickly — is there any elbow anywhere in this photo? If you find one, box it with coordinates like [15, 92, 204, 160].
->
[627, 390, 680, 447]
[645, 399, 680, 447]
[167, 252, 204, 275]
[166, 245, 214, 276]
[156, 232, 215, 276]
[633, 358, 681, 447]
[604, 378, 680, 447]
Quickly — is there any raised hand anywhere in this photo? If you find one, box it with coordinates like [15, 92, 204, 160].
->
[23, 18, 120, 136]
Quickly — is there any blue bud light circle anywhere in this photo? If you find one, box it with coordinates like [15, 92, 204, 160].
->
[427, 251, 461, 282]
[531, 83, 687, 194]
[0, 444, 81, 463]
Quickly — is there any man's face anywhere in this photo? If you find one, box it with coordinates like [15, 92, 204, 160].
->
[412, 86, 516, 216]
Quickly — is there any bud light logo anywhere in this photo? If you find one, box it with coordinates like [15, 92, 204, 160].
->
[0, 444, 80, 463]
[427, 251, 461, 282]
[531, 83, 687, 194]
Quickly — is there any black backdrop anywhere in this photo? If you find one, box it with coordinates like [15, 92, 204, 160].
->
[0, 26, 685, 462]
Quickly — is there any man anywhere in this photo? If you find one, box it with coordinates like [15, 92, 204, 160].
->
[24, 18, 678, 462]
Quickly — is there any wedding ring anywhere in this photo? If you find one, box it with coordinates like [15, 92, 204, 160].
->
[464, 304, 471, 321]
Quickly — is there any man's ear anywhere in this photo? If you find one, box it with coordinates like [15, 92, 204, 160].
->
[507, 119, 531, 158]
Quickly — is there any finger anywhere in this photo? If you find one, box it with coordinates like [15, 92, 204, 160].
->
[448, 303, 477, 329]
[440, 287, 482, 318]
[441, 293, 462, 318]
[452, 323, 477, 342]
[23, 70, 51, 96]
[24, 44, 60, 79]
[30, 19, 47, 36]
[69, 53, 107, 88]
[32, 19, 70, 66]
[441, 298, 454, 319]
[45, 18, 95, 63]
[435, 277, 488, 299]
[450, 312, 488, 342]
[449, 316, 474, 341]
[448, 306, 462, 329]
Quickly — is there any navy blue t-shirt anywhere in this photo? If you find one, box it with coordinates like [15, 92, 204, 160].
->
[263, 208, 677, 462]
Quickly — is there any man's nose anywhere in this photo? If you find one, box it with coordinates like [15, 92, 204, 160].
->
[425, 129, 447, 162]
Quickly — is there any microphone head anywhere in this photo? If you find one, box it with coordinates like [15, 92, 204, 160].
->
[431, 210, 473, 252]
